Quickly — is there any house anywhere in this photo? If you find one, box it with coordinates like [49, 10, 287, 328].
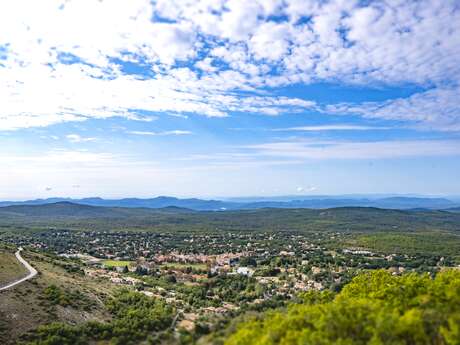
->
[115, 266, 127, 273]
[236, 267, 254, 276]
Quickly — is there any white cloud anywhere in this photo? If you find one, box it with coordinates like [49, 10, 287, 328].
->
[249, 22, 291, 61]
[326, 87, 460, 131]
[219, 0, 263, 41]
[0, 0, 459, 130]
[296, 186, 317, 193]
[244, 139, 460, 160]
[272, 125, 391, 131]
[128, 130, 192, 136]
[66, 134, 96, 143]
[1, 150, 116, 168]
[195, 57, 217, 73]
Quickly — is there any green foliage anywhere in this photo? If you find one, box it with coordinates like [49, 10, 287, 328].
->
[354, 232, 460, 261]
[297, 289, 335, 305]
[106, 290, 174, 343]
[24, 290, 175, 345]
[440, 314, 460, 345]
[254, 266, 280, 277]
[225, 270, 460, 345]
[239, 257, 257, 267]
[102, 260, 133, 267]
[24, 323, 88, 345]
[2, 206, 460, 235]
[42, 285, 94, 310]
[176, 275, 266, 308]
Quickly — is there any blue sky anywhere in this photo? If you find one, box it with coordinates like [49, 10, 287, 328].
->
[1, 0, 460, 199]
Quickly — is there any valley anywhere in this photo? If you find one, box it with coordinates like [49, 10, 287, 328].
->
[0, 203, 459, 344]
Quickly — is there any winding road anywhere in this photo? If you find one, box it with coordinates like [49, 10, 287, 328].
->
[0, 248, 37, 291]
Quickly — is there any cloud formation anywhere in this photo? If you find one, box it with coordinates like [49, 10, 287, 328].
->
[326, 87, 460, 131]
[272, 125, 391, 132]
[245, 139, 460, 160]
[128, 130, 192, 136]
[66, 134, 96, 143]
[0, 0, 459, 130]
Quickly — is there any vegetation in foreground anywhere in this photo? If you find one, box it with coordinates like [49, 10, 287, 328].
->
[24, 290, 175, 345]
[18, 269, 460, 345]
[223, 270, 460, 345]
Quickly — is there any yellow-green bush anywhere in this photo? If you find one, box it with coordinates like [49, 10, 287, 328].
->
[226, 270, 460, 345]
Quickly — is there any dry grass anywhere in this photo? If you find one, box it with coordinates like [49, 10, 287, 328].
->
[0, 249, 28, 286]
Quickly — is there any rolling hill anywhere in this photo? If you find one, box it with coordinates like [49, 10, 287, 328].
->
[0, 202, 194, 218]
[1, 202, 459, 235]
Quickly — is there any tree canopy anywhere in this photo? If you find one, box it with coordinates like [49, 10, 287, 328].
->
[225, 270, 460, 345]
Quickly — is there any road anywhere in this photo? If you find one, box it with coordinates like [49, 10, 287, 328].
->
[0, 248, 37, 291]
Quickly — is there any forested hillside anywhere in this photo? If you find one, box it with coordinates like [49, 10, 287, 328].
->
[1, 203, 460, 234]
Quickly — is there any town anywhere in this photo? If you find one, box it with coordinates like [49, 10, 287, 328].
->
[2, 226, 454, 335]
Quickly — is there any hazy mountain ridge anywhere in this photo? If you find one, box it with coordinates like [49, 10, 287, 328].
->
[0, 202, 195, 218]
[0, 195, 458, 211]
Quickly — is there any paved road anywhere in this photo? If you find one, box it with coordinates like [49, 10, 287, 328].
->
[0, 248, 37, 291]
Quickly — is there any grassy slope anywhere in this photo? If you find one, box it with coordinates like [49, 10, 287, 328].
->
[0, 250, 119, 344]
[0, 248, 28, 286]
[161, 262, 208, 270]
[102, 260, 133, 267]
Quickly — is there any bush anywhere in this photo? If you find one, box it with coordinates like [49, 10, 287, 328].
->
[225, 270, 460, 345]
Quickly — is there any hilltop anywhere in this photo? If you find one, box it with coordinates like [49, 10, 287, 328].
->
[0, 202, 194, 218]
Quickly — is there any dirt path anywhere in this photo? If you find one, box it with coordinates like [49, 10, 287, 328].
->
[0, 248, 37, 291]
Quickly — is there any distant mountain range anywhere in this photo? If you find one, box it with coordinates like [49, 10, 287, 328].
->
[0, 195, 459, 211]
[0, 201, 193, 218]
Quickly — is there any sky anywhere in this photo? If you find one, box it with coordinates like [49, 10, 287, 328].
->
[1, 0, 460, 200]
